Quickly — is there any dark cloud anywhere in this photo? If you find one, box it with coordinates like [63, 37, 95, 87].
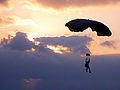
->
[101, 41, 116, 48]
[0, 32, 120, 89]
[30, 0, 120, 10]
[0, 32, 92, 55]
[35, 36, 92, 55]
[0, 0, 10, 7]
[0, 32, 54, 54]
[0, 47, 120, 90]
[1, 32, 35, 51]
[34, 44, 52, 53]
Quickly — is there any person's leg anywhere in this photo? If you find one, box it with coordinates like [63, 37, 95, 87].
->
[88, 67, 91, 73]
[86, 68, 88, 72]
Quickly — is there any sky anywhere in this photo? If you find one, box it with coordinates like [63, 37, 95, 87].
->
[0, 0, 120, 55]
[0, 0, 120, 90]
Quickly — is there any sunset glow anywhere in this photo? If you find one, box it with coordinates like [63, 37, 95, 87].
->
[47, 45, 70, 54]
[20, 19, 37, 26]
[23, 78, 41, 89]
[27, 34, 34, 42]
[0, 0, 120, 55]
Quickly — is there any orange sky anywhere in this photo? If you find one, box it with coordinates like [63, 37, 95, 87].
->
[0, 0, 120, 55]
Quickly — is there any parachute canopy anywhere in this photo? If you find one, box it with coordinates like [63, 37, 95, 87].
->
[65, 19, 112, 36]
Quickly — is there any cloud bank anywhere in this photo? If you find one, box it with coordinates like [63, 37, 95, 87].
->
[1, 32, 92, 55]
[35, 36, 92, 55]
[0, 0, 120, 9]
[0, 43, 120, 90]
[0, 32, 120, 90]
[29, 0, 120, 10]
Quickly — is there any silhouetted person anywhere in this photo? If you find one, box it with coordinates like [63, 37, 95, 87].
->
[85, 53, 91, 73]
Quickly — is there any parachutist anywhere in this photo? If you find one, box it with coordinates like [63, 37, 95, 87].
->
[85, 53, 91, 73]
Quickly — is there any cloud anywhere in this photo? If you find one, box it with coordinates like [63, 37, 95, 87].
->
[1, 32, 35, 51]
[34, 44, 52, 53]
[101, 41, 116, 48]
[0, 0, 10, 7]
[0, 32, 55, 54]
[0, 15, 16, 27]
[35, 36, 92, 55]
[0, 32, 92, 55]
[29, 0, 120, 10]
[0, 46, 120, 89]
[0, 32, 120, 89]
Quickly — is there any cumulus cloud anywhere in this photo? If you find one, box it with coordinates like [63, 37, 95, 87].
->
[1, 32, 35, 51]
[101, 41, 116, 48]
[29, 0, 120, 10]
[35, 36, 92, 55]
[0, 32, 92, 55]
[0, 32, 53, 54]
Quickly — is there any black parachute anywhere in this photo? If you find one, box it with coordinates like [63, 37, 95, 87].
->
[65, 19, 112, 36]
